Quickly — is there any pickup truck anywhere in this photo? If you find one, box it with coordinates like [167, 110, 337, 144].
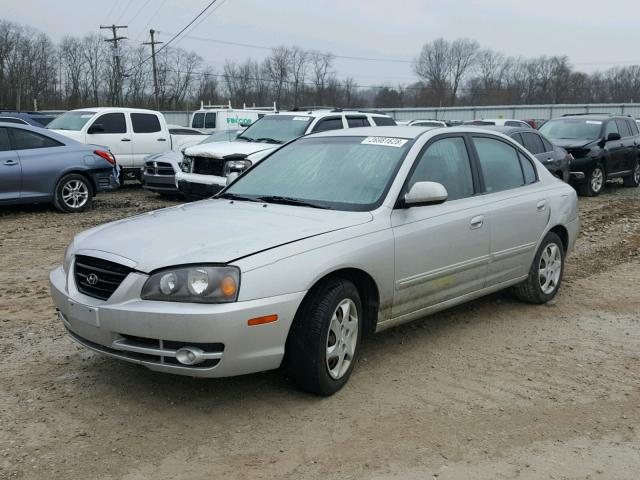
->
[48, 107, 204, 180]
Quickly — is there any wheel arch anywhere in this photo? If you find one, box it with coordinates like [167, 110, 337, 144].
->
[56, 169, 97, 197]
[549, 224, 569, 252]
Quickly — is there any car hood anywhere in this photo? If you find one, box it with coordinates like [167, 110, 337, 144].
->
[549, 139, 595, 149]
[183, 140, 276, 158]
[49, 129, 84, 142]
[73, 199, 373, 273]
[146, 150, 183, 164]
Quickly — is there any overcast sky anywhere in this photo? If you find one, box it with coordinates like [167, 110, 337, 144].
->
[5, 0, 640, 85]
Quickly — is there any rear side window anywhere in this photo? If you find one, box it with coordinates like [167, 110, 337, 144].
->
[505, 121, 523, 127]
[92, 113, 126, 134]
[541, 136, 554, 152]
[346, 116, 370, 128]
[615, 119, 631, 137]
[510, 132, 524, 146]
[408, 137, 474, 201]
[521, 132, 545, 155]
[473, 137, 524, 193]
[519, 153, 537, 184]
[373, 116, 396, 126]
[0, 127, 10, 151]
[131, 113, 161, 133]
[192, 113, 205, 129]
[10, 128, 63, 150]
[634, 121, 640, 135]
[312, 117, 344, 132]
[205, 113, 216, 129]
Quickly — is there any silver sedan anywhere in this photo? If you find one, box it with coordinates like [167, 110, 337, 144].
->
[50, 126, 579, 395]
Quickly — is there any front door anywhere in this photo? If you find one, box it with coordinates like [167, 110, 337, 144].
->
[86, 112, 133, 167]
[603, 120, 626, 174]
[0, 127, 21, 200]
[391, 136, 489, 320]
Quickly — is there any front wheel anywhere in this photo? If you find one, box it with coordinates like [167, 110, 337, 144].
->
[578, 163, 605, 196]
[622, 160, 640, 188]
[286, 278, 362, 396]
[53, 173, 93, 213]
[512, 232, 564, 304]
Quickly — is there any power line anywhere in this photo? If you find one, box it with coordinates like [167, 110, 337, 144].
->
[135, 0, 168, 40]
[102, 0, 122, 24]
[127, 0, 154, 25]
[114, 0, 136, 25]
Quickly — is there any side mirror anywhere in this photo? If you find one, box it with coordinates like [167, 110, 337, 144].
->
[226, 172, 239, 185]
[403, 181, 448, 207]
[87, 123, 104, 134]
[606, 132, 621, 142]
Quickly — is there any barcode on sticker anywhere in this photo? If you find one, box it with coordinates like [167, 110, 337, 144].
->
[361, 136, 408, 147]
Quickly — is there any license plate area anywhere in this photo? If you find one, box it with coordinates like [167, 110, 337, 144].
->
[67, 299, 100, 327]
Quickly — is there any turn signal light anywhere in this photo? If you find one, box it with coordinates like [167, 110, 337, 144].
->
[221, 276, 237, 298]
[248, 314, 278, 327]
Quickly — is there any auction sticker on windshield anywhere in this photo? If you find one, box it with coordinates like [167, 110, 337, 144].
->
[361, 137, 409, 147]
[586, 121, 602, 125]
[293, 117, 311, 121]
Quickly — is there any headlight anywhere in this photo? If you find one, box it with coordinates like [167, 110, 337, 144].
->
[141, 265, 240, 303]
[63, 242, 74, 273]
[223, 159, 252, 175]
[181, 157, 192, 173]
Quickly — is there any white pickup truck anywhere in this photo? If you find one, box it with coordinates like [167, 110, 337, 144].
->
[48, 107, 204, 180]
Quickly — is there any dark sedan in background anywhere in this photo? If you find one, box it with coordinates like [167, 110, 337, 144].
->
[0, 123, 119, 212]
[468, 125, 571, 181]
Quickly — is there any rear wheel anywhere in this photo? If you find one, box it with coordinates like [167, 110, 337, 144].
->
[286, 278, 362, 396]
[622, 160, 640, 187]
[513, 232, 564, 304]
[53, 173, 92, 213]
[578, 163, 605, 196]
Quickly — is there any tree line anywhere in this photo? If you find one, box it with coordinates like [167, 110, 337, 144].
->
[1, 19, 639, 111]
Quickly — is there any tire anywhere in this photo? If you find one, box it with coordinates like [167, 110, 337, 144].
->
[512, 232, 564, 304]
[53, 173, 93, 213]
[577, 162, 605, 196]
[622, 160, 640, 188]
[286, 278, 363, 396]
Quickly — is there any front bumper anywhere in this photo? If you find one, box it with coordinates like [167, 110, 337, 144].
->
[141, 171, 179, 193]
[49, 265, 305, 378]
[177, 178, 224, 199]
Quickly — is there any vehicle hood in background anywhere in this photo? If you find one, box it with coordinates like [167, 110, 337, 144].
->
[551, 139, 595, 149]
[73, 199, 373, 272]
[184, 141, 275, 159]
[49, 129, 85, 143]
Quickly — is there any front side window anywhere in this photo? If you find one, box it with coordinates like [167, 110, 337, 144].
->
[312, 117, 344, 133]
[47, 111, 96, 131]
[131, 113, 161, 133]
[192, 112, 205, 129]
[205, 113, 216, 129]
[407, 137, 474, 201]
[473, 137, 525, 193]
[91, 113, 126, 134]
[605, 120, 619, 138]
[521, 132, 545, 155]
[225, 135, 413, 211]
[10, 128, 62, 150]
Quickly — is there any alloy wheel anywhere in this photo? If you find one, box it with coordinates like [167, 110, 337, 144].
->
[634, 163, 640, 184]
[591, 167, 604, 193]
[538, 243, 562, 295]
[62, 179, 89, 209]
[326, 298, 358, 380]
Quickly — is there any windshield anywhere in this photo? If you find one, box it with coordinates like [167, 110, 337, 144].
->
[224, 135, 413, 211]
[236, 115, 314, 144]
[47, 111, 96, 131]
[198, 129, 242, 144]
[539, 119, 603, 141]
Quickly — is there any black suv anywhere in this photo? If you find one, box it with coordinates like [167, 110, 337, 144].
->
[539, 115, 640, 196]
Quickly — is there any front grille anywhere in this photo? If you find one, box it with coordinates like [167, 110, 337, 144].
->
[191, 156, 225, 176]
[74, 255, 133, 300]
[144, 161, 175, 176]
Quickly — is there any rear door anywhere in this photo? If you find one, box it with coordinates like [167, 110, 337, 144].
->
[130, 112, 168, 166]
[615, 118, 635, 172]
[86, 112, 132, 167]
[0, 127, 20, 200]
[470, 135, 549, 286]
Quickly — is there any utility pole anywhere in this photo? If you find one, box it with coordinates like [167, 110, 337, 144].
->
[143, 29, 163, 110]
[100, 24, 127, 106]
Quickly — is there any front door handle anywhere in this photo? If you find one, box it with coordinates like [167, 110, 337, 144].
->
[470, 215, 484, 229]
[3, 159, 18, 166]
[121, 138, 131, 142]
[537, 200, 547, 212]
[157, 138, 167, 142]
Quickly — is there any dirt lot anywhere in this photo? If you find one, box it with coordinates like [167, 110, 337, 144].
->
[1, 183, 639, 480]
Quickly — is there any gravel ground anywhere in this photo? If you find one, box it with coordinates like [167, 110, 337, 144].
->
[1, 182, 639, 480]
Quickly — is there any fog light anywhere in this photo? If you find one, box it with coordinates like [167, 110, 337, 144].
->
[175, 346, 205, 365]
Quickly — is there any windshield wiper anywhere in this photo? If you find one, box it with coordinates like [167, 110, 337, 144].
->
[257, 195, 330, 209]
[235, 135, 254, 142]
[217, 192, 260, 202]
[254, 137, 283, 144]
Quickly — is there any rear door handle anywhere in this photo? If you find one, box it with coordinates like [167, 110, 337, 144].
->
[537, 200, 547, 212]
[157, 138, 167, 142]
[121, 138, 131, 142]
[3, 159, 18, 166]
[470, 215, 484, 229]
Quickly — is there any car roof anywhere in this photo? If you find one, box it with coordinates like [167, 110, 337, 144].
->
[269, 109, 391, 119]
[466, 125, 533, 135]
[307, 126, 441, 139]
[559, 115, 619, 120]
[66, 107, 161, 114]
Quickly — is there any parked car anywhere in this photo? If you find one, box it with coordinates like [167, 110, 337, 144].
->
[464, 119, 533, 129]
[539, 115, 640, 196]
[51, 126, 579, 395]
[47, 108, 203, 181]
[190, 104, 275, 133]
[467, 125, 571, 181]
[175, 109, 397, 199]
[0, 122, 118, 212]
[406, 119, 447, 128]
[0, 110, 56, 127]
[142, 129, 245, 196]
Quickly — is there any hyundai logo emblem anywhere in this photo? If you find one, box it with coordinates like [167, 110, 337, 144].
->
[87, 273, 99, 286]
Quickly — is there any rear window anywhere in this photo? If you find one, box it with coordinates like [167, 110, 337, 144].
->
[346, 116, 370, 128]
[373, 116, 396, 126]
[0, 117, 28, 125]
[131, 113, 161, 133]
